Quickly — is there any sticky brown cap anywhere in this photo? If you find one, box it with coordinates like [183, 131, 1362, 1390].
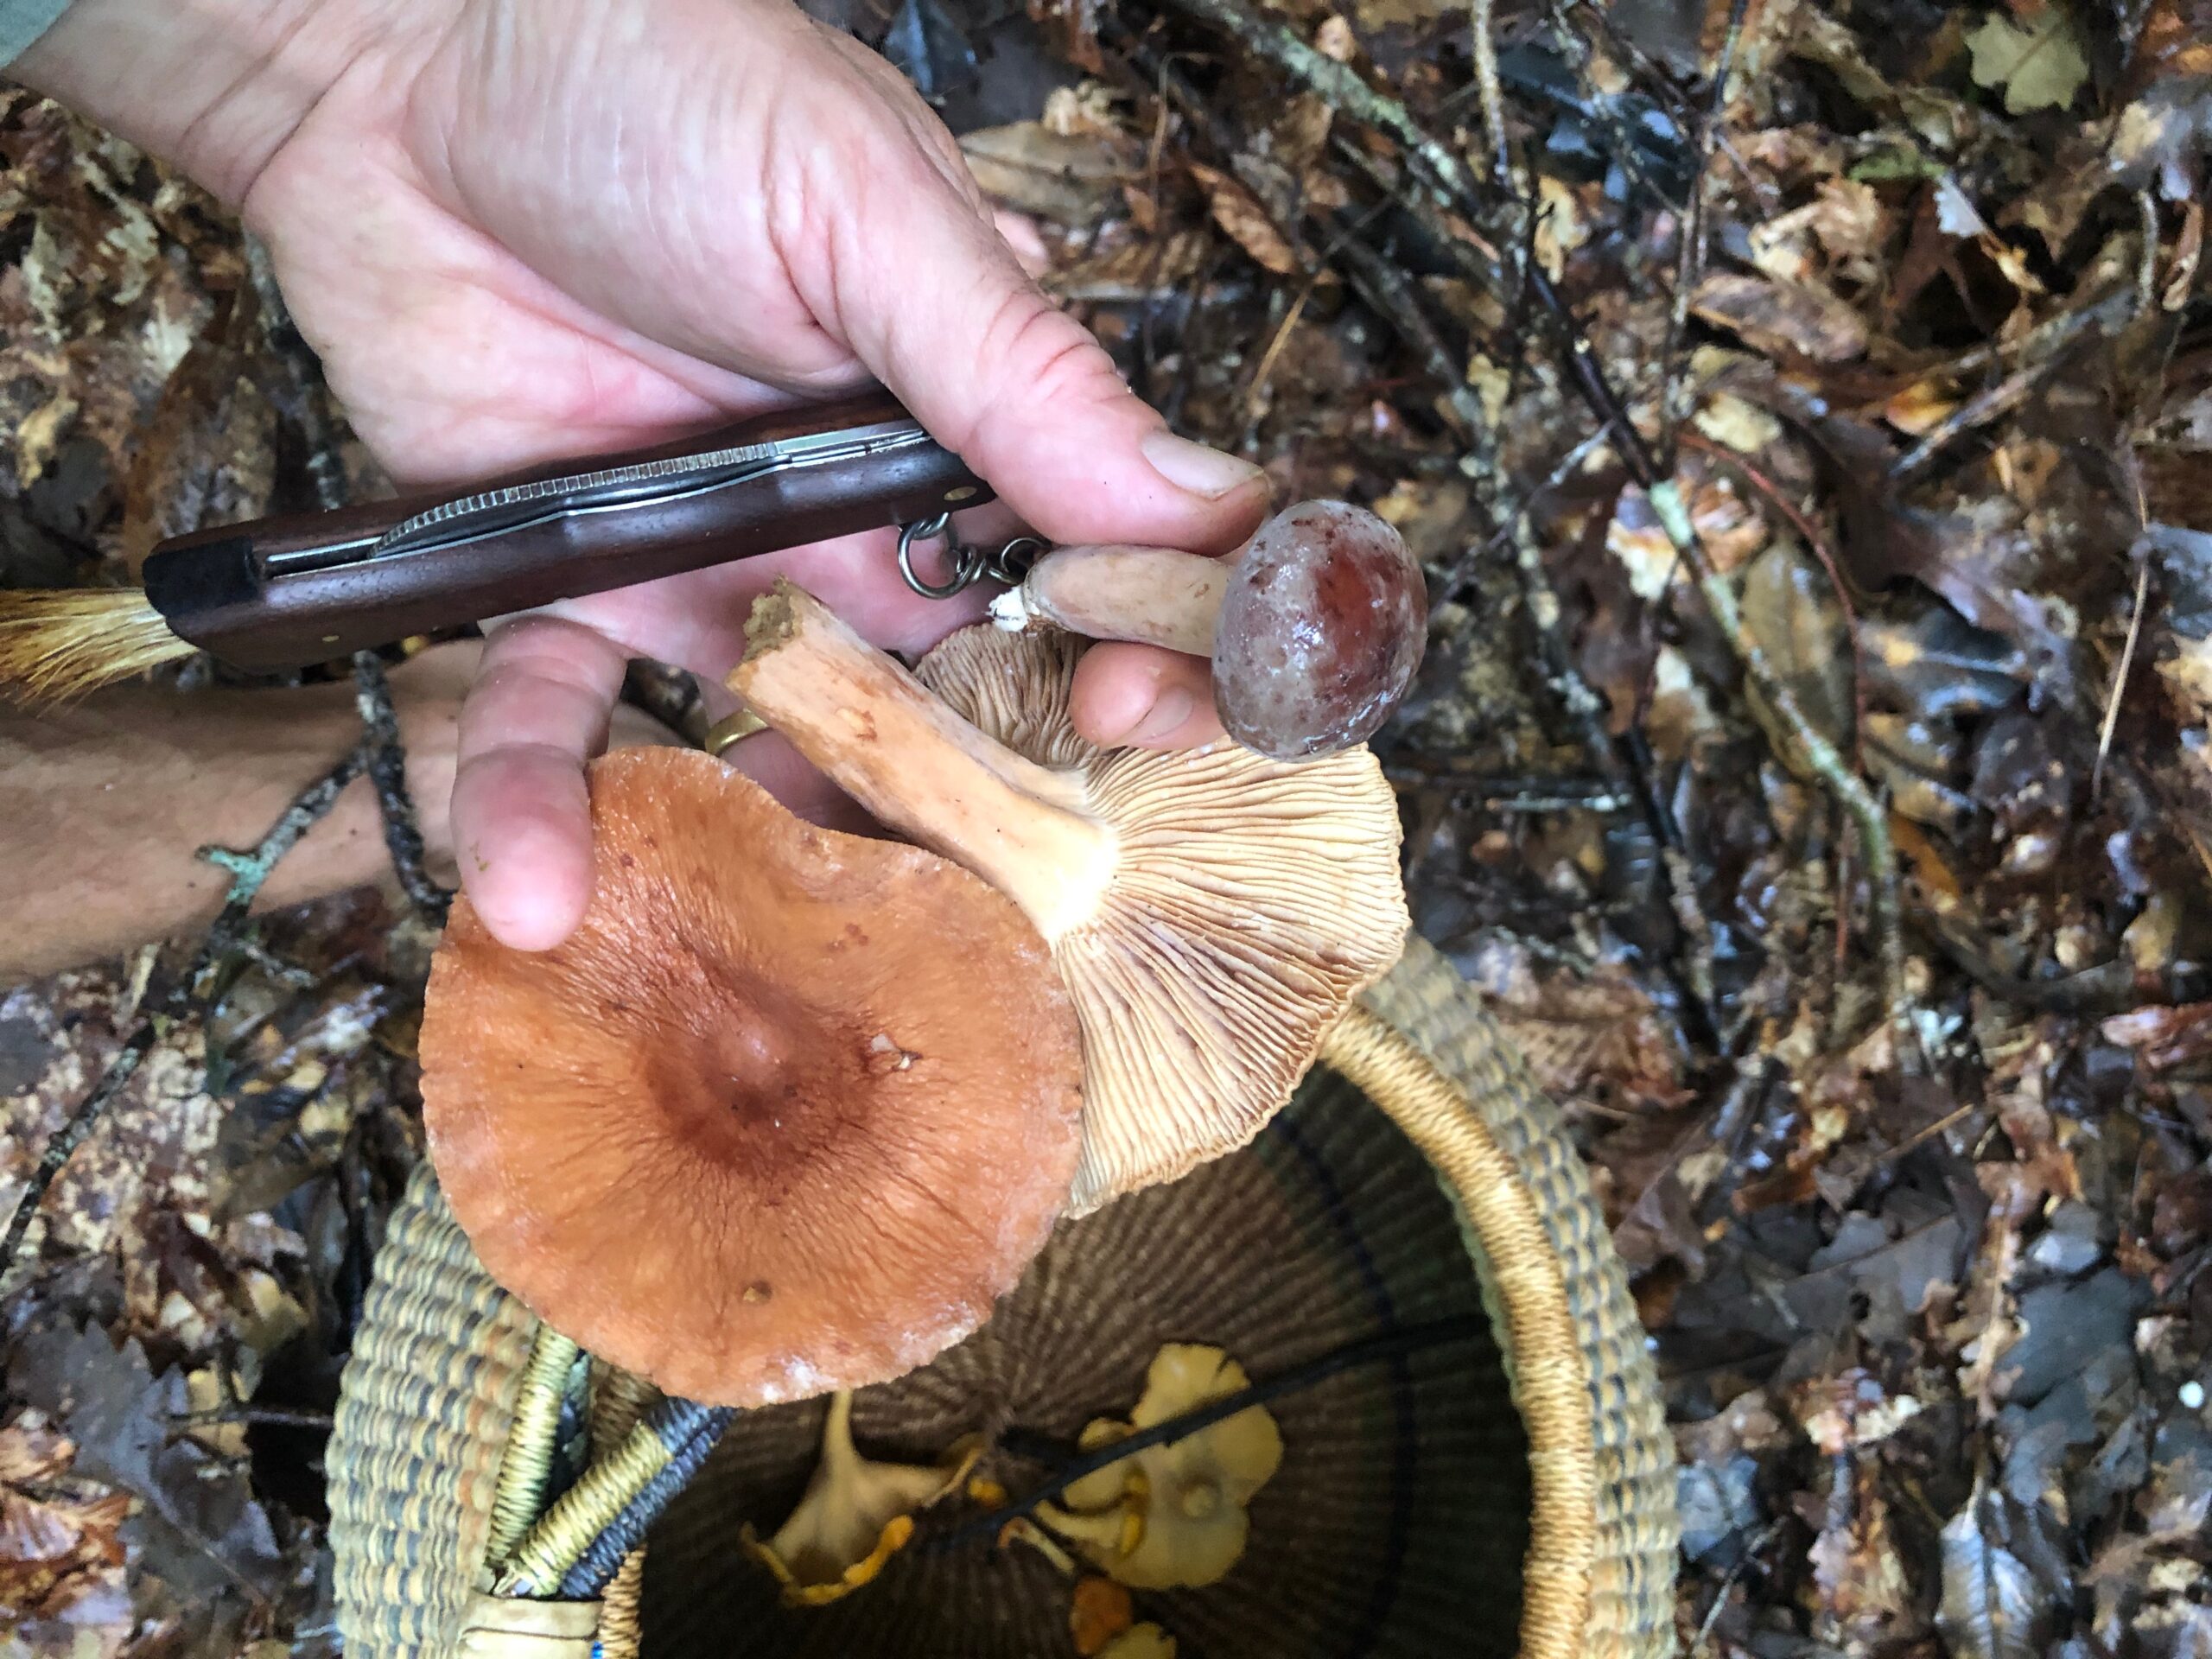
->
[419, 747, 1084, 1405]
[1214, 501, 1427, 760]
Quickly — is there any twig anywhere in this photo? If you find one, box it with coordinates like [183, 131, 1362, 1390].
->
[929, 1315, 1486, 1548]
[351, 651, 453, 924]
[172, 1405, 337, 1432]
[1537, 0, 1687, 216]
[1471, 0, 1510, 186]
[1147, 0, 1729, 1041]
[2095, 552, 2151, 806]
[1869, 1101, 1980, 1170]
[1179, 0, 1663, 499]
[1889, 290, 2132, 481]
[1690, 1520, 1781, 1658]
[1677, 430, 1866, 767]
[1656, 0, 1750, 469]
[1159, 0, 1480, 210]
[1382, 765, 1632, 810]
[1243, 277, 1319, 424]
[2, 746, 369, 1277]
[1646, 479, 1907, 1029]
[1916, 908, 2211, 1014]
[2139, 188, 2163, 315]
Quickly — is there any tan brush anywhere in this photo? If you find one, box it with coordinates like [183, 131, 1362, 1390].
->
[0, 393, 991, 702]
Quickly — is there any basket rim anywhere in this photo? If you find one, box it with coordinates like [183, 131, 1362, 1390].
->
[1319, 1004, 1599, 1659]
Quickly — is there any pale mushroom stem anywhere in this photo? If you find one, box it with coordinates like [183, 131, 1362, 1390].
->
[819, 1390, 860, 1481]
[730, 582, 1115, 942]
[992, 546, 1227, 658]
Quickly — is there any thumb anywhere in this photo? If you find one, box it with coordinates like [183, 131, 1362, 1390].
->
[809, 85, 1269, 550]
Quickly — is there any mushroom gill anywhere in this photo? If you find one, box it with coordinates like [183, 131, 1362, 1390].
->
[728, 586, 1408, 1213]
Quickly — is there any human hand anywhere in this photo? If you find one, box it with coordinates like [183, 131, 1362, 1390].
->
[16, 0, 1271, 950]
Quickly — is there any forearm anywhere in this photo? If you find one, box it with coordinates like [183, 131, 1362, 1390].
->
[9, 0, 414, 203]
[0, 642, 680, 982]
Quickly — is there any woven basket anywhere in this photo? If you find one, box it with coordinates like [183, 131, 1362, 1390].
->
[327, 933, 1678, 1659]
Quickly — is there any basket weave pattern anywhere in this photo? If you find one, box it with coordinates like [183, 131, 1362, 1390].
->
[329, 1178, 541, 1652]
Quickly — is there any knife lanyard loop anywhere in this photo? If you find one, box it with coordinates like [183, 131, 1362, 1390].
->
[895, 513, 1046, 601]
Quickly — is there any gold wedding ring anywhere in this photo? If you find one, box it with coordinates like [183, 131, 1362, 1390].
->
[703, 708, 767, 756]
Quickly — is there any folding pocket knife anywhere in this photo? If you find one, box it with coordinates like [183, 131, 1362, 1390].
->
[138, 393, 989, 672]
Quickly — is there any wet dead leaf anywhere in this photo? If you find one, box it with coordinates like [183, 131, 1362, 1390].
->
[1186, 162, 1301, 276]
[1939, 1478, 2055, 1659]
[1741, 537, 1854, 765]
[6, 1317, 285, 1625]
[1692, 270, 1869, 364]
[1042, 230, 1211, 302]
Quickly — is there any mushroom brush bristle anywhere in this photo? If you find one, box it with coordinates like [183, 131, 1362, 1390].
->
[0, 589, 191, 703]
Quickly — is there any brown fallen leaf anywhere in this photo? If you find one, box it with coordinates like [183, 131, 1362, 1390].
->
[1186, 162, 1302, 276]
[960, 123, 1134, 227]
[0, 1417, 130, 1640]
[1692, 270, 1869, 364]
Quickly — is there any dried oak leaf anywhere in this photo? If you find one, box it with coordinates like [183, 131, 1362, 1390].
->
[1807, 1456, 1918, 1651]
[1967, 6, 2091, 117]
[0, 1418, 129, 1633]
[3, 1317, 284, 1606]
[960, 123, 1134, 228]
[117, 332, 279, 575]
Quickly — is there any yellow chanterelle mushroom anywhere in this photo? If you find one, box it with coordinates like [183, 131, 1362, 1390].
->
[1099, 1624, 1178, 1658]
[740, 1390, 980, 1605]
[1034, 1344, 1282, 1590]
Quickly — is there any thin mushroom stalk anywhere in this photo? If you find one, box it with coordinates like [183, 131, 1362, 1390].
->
[728, 582, 1409, 1212]
[992, 545, 1228, 658]
[989, 500, 1428, 760]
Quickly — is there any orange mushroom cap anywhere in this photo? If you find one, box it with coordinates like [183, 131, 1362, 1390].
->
[419, 746, 1084, 1407]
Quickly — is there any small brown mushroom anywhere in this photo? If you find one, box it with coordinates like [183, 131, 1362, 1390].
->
[727, 588, 1408, 1211]
[989, 502, 1427, 760]
[418, 746, 1084, 1406]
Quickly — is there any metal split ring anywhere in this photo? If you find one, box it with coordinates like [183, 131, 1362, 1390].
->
[896, 515, 1046, 600]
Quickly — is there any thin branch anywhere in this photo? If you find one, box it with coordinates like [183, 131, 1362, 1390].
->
[1657, 0, 1750, 469]
[247, 237, 452, 926]
[1889, 290, 2133, 481]
[351, 651, 453, 924]
[1141, 0, 1726, 1042]
[1677, 429, 1866, 768]
[2095, 552, 2151, 806]
[1647, 479, 1907, 1031]
[173, 1405, 336, 1432]
[1471, 0, 1510, 186]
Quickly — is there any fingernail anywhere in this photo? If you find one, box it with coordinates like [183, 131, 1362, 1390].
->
[1141, 431, 1265, 499]
[1128, 686, 1196, 745]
